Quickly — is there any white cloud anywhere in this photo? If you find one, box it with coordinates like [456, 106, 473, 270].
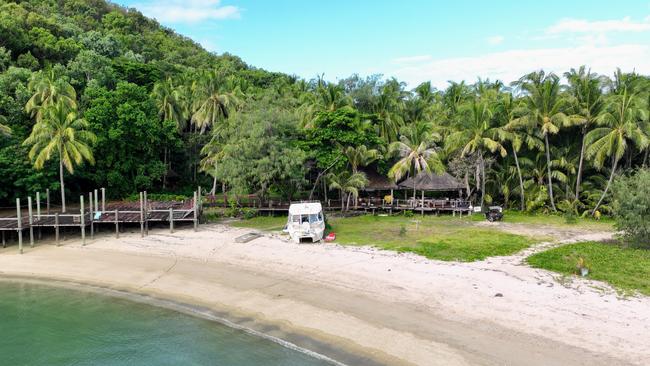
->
[487, 35, 504, 45]
[134, 0, 240, 23]
[391, 44, 650, 89]
[547, 16, 650, 34]
[392, 55, 432, 64]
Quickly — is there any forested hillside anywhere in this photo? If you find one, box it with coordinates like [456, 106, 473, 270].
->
[1, 0, 649, 216]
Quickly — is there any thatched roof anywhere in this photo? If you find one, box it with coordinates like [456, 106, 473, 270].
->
[360, 168, 398, 191]
[397, 171, 463, 191]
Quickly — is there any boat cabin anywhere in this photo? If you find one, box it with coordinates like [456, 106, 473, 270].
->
[286, 202, 325, 243]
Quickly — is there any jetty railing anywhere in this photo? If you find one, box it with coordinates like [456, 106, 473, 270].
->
[0, 187, 203, 254]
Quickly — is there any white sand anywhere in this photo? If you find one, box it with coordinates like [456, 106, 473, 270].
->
[0, 223, 647, 366]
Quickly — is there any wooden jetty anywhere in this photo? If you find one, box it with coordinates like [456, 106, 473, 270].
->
[0, 188, 202, 253]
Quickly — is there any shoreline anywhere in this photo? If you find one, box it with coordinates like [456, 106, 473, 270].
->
[0, 224, 647, 365]
[0, 276, 350, 366]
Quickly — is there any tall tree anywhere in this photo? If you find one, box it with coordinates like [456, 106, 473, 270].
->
[191, 72, 242, 133]
[448, 99, 506, 207]
[25, 70, 77, 123]
[342, 145, 380, 173]
[564, 66, 605, 201]
[23, 100, 96, 212]
[327, 171, 368, 211]
[510, 71, 569, 211]
[586, 89, 648, 215]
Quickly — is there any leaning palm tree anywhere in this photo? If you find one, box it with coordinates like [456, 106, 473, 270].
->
[327, 171, 369, 211]
[152, 77, 186, 131]
[509, 71, 569, 211]
[447, 99, 506, 207]
[388, 134, 444, 200]
[25, 70, 77, 123]
[585, 89, 648, 215]
[496, 94, 529, 211]
[0, 114, 10, 136]
[564, 67, 605, 201]
[342, 145, 380, 173]
[23, 101, 96, 212]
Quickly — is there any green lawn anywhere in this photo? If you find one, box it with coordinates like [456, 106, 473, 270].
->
[231, 215, 287, 231]
[469, 209, 614, 229]
[527, 242, 650, 296]
[327, 215, 537, 261]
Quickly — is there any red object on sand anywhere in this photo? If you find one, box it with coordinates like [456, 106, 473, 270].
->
[325, 233, 336, 242]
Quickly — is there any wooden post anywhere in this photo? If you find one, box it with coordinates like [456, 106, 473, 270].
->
[89, 192, 94, 239]
[421, 190, 425, 216]
[28, 196, 34, 247]
[80, 195, 85, 246]
[101, 188, 106, 212]
[55, 213, 60, 246]
[2, 232, 4, 248]
[198, 186, 202, 212]
[46, 189, 50, 214]
[114, 209, 119, 239]
[94, 189, 99, 212]
[193, 191, 198, 231]
[169, 207, 174, 233]
[144, 191, 149, 235]
[137, 192, 144, 237]
[36, 191, 42, 239]
[16, 198, 23, 254]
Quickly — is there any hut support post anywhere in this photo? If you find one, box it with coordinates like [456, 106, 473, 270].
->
[2, 231, 4, 247]
[36, 191, 42, 239]
[55, 213, 60, 246]
[193, 191, 198, 231]
[80, 195, 85, 246]
[28, 196, 34, 247]
[169, 207, 174, 233]
[16, 198, 23, 254]
[101, 188, 106, 212]
[139, 192, 144, 237]
[144, 191, 149, 235]
[114, 210, 119, 239]
[89, 192, 94, 239]
[46, 189, 50, 214]
[421, 191, 424, 216]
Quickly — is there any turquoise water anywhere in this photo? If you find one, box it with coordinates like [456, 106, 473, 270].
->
[0, 281, 334, 366]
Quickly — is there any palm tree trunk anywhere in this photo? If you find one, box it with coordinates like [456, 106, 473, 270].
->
[346, 192, 351, 211]
[222, 182, 228, 206]
[592, 157, 618, 215]
[575, 131, 586, 200]
[59, 158, 66, 213]
[162, 147, 168, 189]
[544, 134, 557, 212]
[643, 149, 649, 168]
[513, 147, 525, 211]
[480, 154, 486, 208]
[211, 175, 217, 195]
[340, 191, 344, 211]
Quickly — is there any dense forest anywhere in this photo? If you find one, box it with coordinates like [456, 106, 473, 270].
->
[1, 0, 649, 217]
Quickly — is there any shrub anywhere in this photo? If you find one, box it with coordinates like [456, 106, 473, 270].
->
[399, 225, 407, 237]
[612, 169, 650, 247]
[402, 210, 414, 218]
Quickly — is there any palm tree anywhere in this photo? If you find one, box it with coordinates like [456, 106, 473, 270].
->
[373, 78, 407, 142]
[25, 70, 77, 123]
[0, 114, 10, 136]
[447, 99, 506, 207]
[564, 67, 605, 201]
[495, 94, 527, 210]
[191, 72, 243, 133]
[342, 145, 380, 173]
[152, 77, 186, 188]
[327, 171, 369, 211]
[388, 133, 444, 200]
[585, 89, 648, 215]
[23, 101, 96, 212]
[509, 71, 569, 211]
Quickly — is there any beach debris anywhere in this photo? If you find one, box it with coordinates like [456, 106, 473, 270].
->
[235, 232, 262, 243]
[494, 293, 503, 297]
[324, 232, 336, 242]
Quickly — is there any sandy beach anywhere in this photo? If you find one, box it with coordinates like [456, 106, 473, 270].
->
[0, 223, 648, 366]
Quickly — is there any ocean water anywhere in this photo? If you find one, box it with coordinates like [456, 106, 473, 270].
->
[0, 281, 334, 366]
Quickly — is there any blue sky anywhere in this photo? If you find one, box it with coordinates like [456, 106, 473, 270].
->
[114, 0, 650, 88]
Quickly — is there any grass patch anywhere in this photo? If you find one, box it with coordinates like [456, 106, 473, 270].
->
[469, 210, 614, 229]
[527, 242, 650, 296]
[328, 215, 537, 261]
[231, 215, 287, 231]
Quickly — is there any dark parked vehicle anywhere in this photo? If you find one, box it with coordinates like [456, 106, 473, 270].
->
[485, 206, 504, 222]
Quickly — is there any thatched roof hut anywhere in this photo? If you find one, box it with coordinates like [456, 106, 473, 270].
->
[360, 168, 398, 191]
[397, 171, 463, 192]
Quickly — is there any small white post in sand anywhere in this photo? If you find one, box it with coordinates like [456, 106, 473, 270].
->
[193, 191, 198, 231]
[89, 192, 94, 239]
[169, 207, 174, 233]
[140, 192, 144, 238]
